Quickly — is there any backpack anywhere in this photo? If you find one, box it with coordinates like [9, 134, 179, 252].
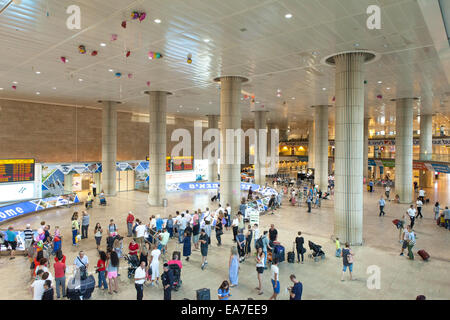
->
[255, 237, 264, 250]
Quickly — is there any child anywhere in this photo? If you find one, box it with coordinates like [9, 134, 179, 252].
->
[42, 280, 54, 300]
[335, 237, 341, 257]
[54, 226, 61, 238]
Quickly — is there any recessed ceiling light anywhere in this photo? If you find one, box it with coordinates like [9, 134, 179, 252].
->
[209, 101, 212, 104]
[203, 39, 210, 43]
[78, 78, 83, 82]
[241, 98, 243, 100]
[0, 88, 3, 90]
[383, 44, 389, 48]
[108, 69, 114, 72]
[196, 107, 199, 111]
[52, 87, 56, 90]
[312, 51, 319, 56]
[291, 97, 295, 100]
[154, 19, 161, 24]
[12, 81, 17, 84]
[36, 92, 40, 95]
[322, 87, 327, 91]
[285, 13, 292, 19]
[377, 80, 382, 84]
[256, 101, 260, 104]
[179, 105, 183, 108]
[35, 71, 41, 74]
[386, 87, 391, 90]
[100, 43, 106, 47]
[177, 110, 180, 113]
[354, 43, 360, 47]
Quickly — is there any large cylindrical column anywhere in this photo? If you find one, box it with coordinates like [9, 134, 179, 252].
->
[253, 110, 268, 186]
[313, 105, 329, 191]
[100, 101, 120, 196]
[145, 91, 171, 206]
[214, 76, 248, 214]
[363, 118, 369, 180]
[395, 98, 416, 204]
[419, 114, 433, 187]
[207, 114, 219, 182]
[308, 120, 315, 169]
[328, 51, 376, 245]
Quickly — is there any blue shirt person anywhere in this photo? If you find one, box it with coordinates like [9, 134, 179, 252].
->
[289, 275, 303, 300]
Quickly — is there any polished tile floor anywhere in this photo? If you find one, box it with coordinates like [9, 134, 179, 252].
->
[1, 177, 450, 300]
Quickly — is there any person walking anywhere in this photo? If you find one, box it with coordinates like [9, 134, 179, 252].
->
[244, 224, 253, 259]
[149, 243, 161, 286]
[199, 229, 209, 270]
[385, 185, 391, 200]
[406, 225, 416, 260]
[134, 261, 146, 300]
[91, 182, 97, 197]
[231, 214, 239, 242]
[418, 188, 425, 203]
[407, 205, 416, 229]
[433, 202, 441, 221]
[192, 214, 200, 251]
[71, 213, 80, 246]
[215, 214, 224, 246]
[53, 256, 66, 299]
[96, 251, 108, 290]
[416, 198, 424, 219]
[161, 263, 174, 300]
[288, 274, 303, 300]
[399, 223, 409, 256]
[229, 247, 240, 287]
[81, 211, 90, 239]
[269, 258, 280, 300]
[379, 197, 386, 216]
[126, 211, 135, 237]
[295, 232, 305, 264]
[24, 224, 34, 257]
[218, 280, 231, 300]
[340, 243, 354, 281]
[106, 251, 119, 294]
[236, 230, 246, 262]
[4, 226, 18, 260]
[255, 247, 265, 296]
[94, 223, 102, 250]
[182, 230, 192, 261]
[306, 194, 312, 213]
[108, 219, 118, 237]
[444, 206, 450, 230]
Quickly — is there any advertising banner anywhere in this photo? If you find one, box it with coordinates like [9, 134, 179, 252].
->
[0, 182, 35, 203]
[381, 159, 395, 168]
[431, 163, 450, 174]
[0, 193, 79, 224]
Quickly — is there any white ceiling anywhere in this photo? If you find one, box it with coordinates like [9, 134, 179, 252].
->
[0, 0, 449, 128]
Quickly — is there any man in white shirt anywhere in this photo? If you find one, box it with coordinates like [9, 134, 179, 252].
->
[135, 221, 147, 248]
[74, 251, 89, 270]
[231, 216, 239, 242]
[178, 213, 187, 243]
[134, 261, 146, 300]
[385, 185, 391, 200]
[416, 198, 423, 219]
[215, 205, 224, 219]
[253, 223, 260, 250]
[269, 259, 280, 300]
[30, 270, 46, 300]
[184, 210, 192, 223]
[418, 188, 425, 202]
[407, 205, 416, 229]
[226, 204, 232, 217]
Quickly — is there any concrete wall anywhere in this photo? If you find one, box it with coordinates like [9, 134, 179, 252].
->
[0, 100, 196, 163]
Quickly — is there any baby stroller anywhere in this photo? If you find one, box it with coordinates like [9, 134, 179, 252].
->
[124, 254, 140, 279]
[308, 240, 325, 262]
[168, 263, 182, 291]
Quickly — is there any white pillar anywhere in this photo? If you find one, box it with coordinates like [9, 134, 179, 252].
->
[145, 91, 171, 206]
[364, 118, 369, 180]
[207, 114, 219, 182]
[308, 120, 315, 169]
[419, 114, 433, 187]
[214, 76, 248, 214]
[328, 51, 376, 245]
[313, 105, 329, 191]
[395, 98, 416, 204]
[253, 110, 268, 186]
[100, 100, 120, 196]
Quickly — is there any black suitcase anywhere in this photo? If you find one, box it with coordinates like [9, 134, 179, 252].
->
[196, 288, 211, 300]
[287, 251, 295, 263]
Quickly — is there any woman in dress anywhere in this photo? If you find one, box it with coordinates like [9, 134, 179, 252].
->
[228, 247, 240, 287]
[183, 230, 192, 261]
[149, 243, 161, 286]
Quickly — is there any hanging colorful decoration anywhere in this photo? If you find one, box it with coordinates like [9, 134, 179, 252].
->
[60, 56, 67, 63]
[148, 51, 163, 59]
[78, 45, 86, 54]
[111, 34, 118, 41]
[127, 73, 133, 79]
[126, 50, 131, 58]
[332, 96, 336, 102]
[12, 85, 17, 90]
[115, 72, 122, 78]
[131, 11, 146, 22]
[121, 21, 127, 28]
[146, 81, 151, 87]
[91, 50, 98, 56]
[376, 94, 383, 99]
[187, 53, 192, 64]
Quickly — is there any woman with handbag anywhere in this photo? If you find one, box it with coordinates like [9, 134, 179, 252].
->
[341, 242, 354, 281]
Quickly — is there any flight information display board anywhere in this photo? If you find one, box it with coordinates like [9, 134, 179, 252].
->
[0, 159, 35, 183]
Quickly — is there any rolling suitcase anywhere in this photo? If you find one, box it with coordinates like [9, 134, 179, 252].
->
[196, 288, 211, 300]
[287, 251, 295, 263]
[417, 250, 430, 261]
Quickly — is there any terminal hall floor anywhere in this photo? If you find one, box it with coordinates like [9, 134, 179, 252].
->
[1, 180, 450, 300]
